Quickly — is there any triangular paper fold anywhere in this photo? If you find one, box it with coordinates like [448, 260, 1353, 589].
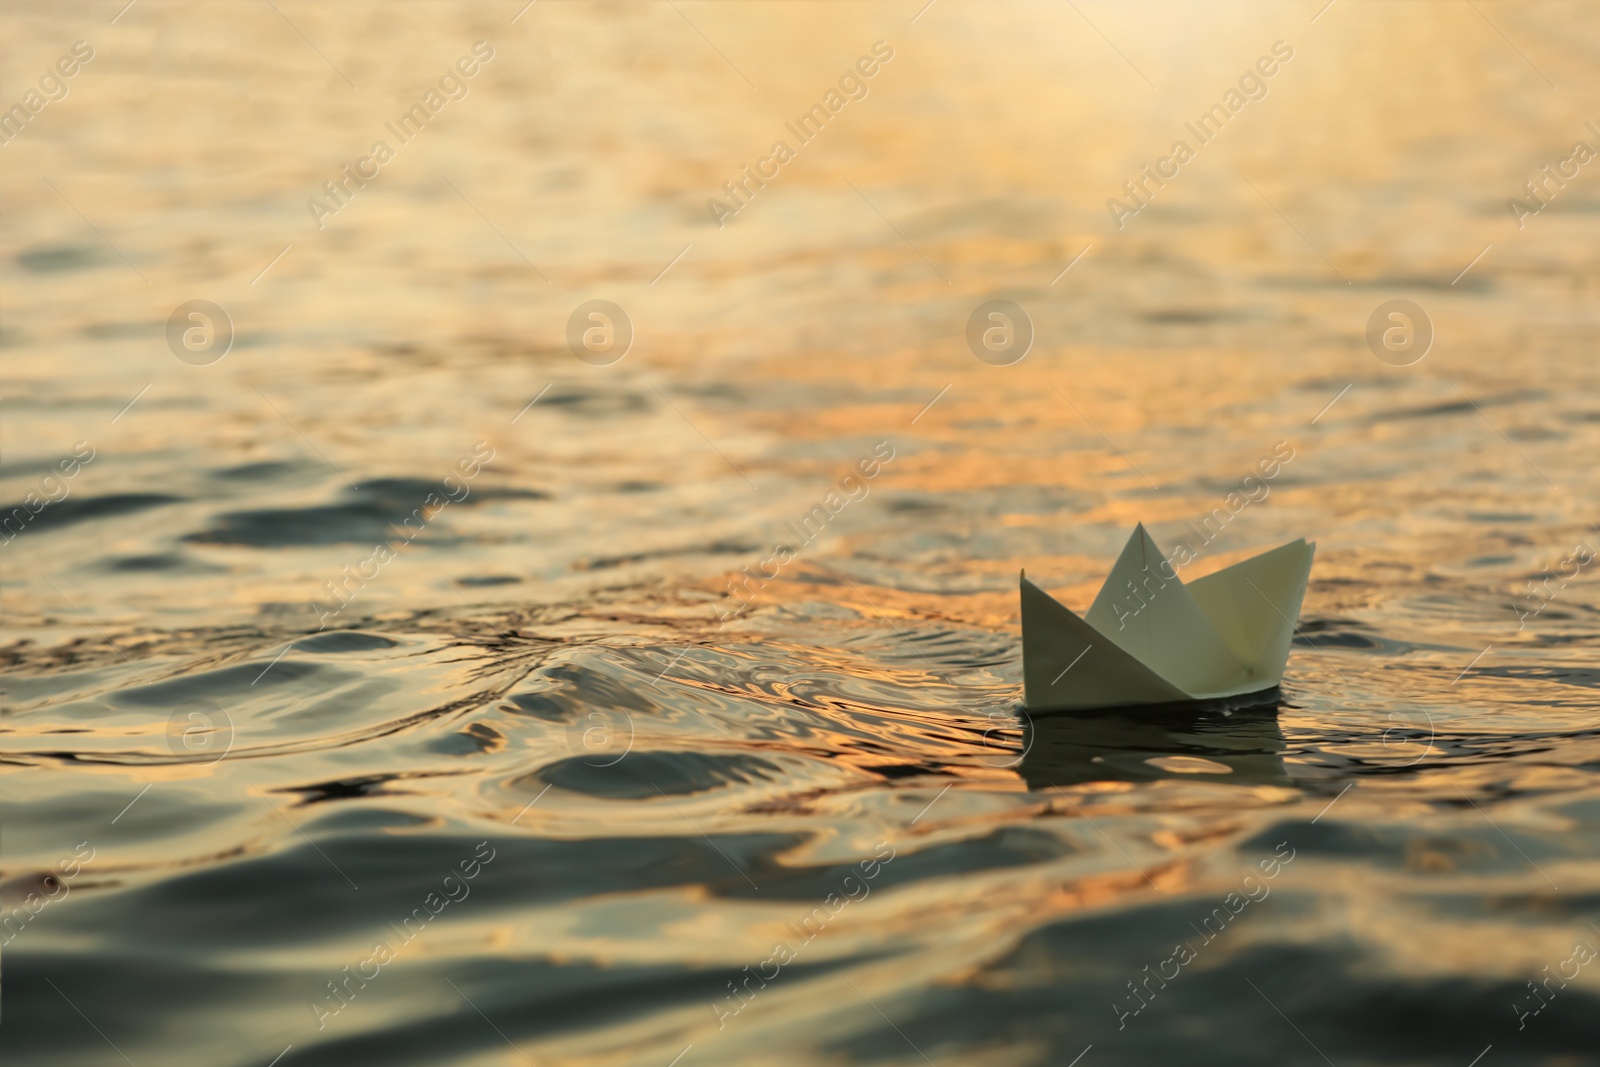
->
[1022, 527, 1315, 711]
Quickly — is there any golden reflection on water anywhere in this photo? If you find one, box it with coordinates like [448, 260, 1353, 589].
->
[4, 2, 1600, 1065]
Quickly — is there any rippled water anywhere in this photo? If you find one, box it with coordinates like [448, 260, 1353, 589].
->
[5, 2, 1600, 1064]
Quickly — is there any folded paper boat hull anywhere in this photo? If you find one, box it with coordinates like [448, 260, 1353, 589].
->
[1022, 526, 1315, 712]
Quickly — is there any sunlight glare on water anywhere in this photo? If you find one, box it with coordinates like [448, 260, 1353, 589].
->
[3, 2, 1600, 1064]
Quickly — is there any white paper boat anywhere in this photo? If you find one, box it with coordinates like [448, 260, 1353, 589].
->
[1021, 525, 1315, 711]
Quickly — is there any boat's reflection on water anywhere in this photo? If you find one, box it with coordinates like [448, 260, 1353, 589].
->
[1018, 693, 1289, 789]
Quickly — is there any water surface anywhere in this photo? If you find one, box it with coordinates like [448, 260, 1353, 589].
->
[4, 2, 1600, 1064]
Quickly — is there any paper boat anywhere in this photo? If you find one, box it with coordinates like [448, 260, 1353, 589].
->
[1022, 525, 1315, 712]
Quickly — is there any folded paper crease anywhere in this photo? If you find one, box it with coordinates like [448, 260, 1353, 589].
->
[1023, 525, 1315, 711]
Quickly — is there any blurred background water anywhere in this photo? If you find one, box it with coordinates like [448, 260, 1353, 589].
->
[4, 1, 1600, 1064]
